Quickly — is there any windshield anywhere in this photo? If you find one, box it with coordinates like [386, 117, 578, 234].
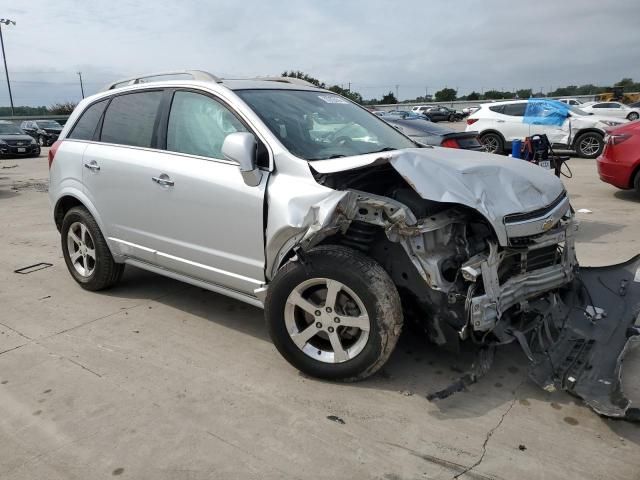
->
[0, 123, 25, 135]
[236, 89, 416, 160]
[36, 120, 62, 128]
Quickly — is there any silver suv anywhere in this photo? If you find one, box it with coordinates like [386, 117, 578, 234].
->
[49, 71, 640, 417]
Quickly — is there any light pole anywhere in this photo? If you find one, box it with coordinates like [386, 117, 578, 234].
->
[77, 71, 85, 99]
[0, 18, 15, 116]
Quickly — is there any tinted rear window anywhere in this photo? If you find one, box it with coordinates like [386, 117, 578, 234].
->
[68, 100, 108, 141]
[100, 91, 162, 148]
[502, 103, 527, 116]
[489, 105, 504, 114]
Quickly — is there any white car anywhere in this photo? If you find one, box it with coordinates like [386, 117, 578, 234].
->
[580, 101, 640, 121]
[410, 105, 434, 115]
[557, 98, 584, 106]
[465, 99, 625, 158]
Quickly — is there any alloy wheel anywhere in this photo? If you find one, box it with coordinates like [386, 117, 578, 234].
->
[284, 278, 370, 363]
[579, 136, 600, 156]
[482, 135, 500, 153]
[66, 221, 97, 277]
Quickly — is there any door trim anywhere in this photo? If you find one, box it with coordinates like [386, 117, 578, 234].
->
[110, 237, 264, 286]
[125, 258, 264, 309]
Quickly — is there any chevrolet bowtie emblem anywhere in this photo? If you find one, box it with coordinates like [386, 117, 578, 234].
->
[542, 219, 555, 232]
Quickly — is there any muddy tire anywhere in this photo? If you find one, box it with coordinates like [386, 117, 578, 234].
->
[265, 245, 403, 381]
[61, 206, 124, 291]
[480, 132, 504, 154]
[575, 132, 604, 159]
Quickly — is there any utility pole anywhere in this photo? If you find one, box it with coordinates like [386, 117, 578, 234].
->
[0, 18, 16, 116]
[347, 81, 351, 91]
[77, 71, 85, 99]
[425, 86, 428, 99]
[395, 84, 399, 100]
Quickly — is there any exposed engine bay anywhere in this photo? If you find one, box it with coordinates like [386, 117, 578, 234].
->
[261, 149, 640, 421]
[256, 148, 640, 419]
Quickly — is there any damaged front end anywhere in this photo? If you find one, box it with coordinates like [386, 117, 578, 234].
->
[263, 148, 640, 420]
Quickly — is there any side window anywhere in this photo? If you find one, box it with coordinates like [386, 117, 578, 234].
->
[489, 105, 504, 114]
[608, 103, 621, 109]
[166, 91, 248, 159]
[502, 103, 526, 116]
[101, 91, 162, 148]
[68, 100, 109, 141]
[592, 103, 606, 108]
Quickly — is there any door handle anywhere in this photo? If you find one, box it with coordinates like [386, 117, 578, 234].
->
[152, 175, 174, 187]
[83, 161, 100, 171]
[496, 119, 505, 123]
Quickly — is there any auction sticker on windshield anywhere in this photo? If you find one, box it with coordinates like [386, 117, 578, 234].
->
[318, 95, 349, 104]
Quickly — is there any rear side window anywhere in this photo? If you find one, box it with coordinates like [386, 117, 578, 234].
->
[502, 103, 526, 116]
[101, 91, 162, 148]
[69, 100, 108, 141]
[489, 105, 504, 114]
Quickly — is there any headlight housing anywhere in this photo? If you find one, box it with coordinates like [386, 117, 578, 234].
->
[601, 120, 621, 127]
[30, 137, 37, 145]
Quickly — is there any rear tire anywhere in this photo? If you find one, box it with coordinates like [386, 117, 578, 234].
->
[575, 132, 604, 159]
[634, 170, 640, 196]
[265, 245, 403, 381]
[479, 132, 504, 154]
[627, 112, 639, 121]
[61, 206, 124, 291]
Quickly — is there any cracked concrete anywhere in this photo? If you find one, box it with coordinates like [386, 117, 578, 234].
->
[1, 152, 639, 479]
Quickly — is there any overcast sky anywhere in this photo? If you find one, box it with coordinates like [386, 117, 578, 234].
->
[2, 0, 640, 106]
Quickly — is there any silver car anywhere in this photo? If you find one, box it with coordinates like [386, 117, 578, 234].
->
[49, 71, 640, 418]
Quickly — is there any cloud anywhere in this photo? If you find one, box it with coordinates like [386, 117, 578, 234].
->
[1, 0, 639, 105]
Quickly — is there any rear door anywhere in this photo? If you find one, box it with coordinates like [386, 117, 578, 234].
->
[122, 89, 268, 294]
[494, 103, 530, 141]
[81, 90, 165, 265]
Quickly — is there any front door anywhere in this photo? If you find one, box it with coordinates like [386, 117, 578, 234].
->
[128, 90, 268, 294]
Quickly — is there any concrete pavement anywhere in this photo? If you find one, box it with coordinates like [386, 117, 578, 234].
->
[1, 151, 639, 479]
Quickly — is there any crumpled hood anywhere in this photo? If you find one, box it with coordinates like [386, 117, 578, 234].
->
[311, 147, 565, 245]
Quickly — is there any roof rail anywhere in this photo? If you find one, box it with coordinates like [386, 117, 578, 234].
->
[103, 70, 222, 91]
[256, 76, 320, 88]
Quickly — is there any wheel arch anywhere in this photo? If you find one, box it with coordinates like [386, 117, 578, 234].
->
[571, 128, 604, 148]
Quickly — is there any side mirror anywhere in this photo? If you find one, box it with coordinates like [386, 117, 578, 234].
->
[222, 132, 262, 187]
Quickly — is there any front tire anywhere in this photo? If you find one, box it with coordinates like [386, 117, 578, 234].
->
[61, 206, 124, 291]
[479, 132, 504, 154]
[265, 245, 403, 381]
[627, 112, 639, 121]
[575, 132, 604, 159]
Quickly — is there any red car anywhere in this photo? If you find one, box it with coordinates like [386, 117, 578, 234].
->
[597, 121, 640, 194]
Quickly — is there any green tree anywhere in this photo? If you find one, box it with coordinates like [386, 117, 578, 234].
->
[380, 91, 397, 104]
[483, 90, 511, 100]
[48, 102, 77, 115]
[434, 87, 457, 102]
[466, 91, 480, 101]
[516, 89, 532, 99]
[281, 70, 326, 88]
[328, 85, 363, 104]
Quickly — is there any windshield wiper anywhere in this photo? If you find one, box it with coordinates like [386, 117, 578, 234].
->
[366, 147, 397, 154]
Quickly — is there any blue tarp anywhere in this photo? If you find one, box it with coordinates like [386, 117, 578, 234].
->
[523, 99, 570, 126]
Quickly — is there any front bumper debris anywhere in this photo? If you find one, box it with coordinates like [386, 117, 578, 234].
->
[529, 255, 640, 420]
